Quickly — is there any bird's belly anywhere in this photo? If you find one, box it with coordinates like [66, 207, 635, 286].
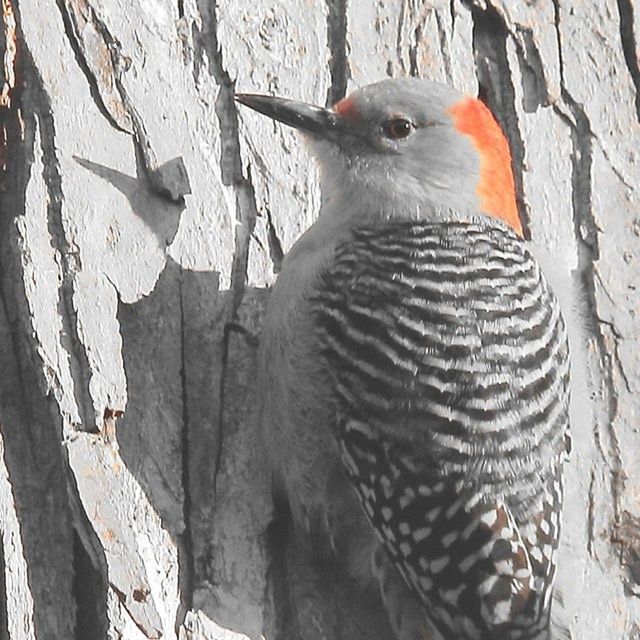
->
[258, 308, 379, 582]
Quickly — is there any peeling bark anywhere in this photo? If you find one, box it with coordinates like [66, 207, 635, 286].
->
[0, 1, 638, 638]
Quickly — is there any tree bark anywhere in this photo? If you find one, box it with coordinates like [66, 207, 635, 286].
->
[0, 0, 638, 638]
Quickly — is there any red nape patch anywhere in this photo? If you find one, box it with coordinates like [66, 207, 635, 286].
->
[448, 97, 522, 236]
[333, 95, 359, 120]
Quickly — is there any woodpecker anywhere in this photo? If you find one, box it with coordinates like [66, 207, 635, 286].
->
[237, 78, 571, 640]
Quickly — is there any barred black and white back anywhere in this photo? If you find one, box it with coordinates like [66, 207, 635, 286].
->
[313, 220, 571, 640]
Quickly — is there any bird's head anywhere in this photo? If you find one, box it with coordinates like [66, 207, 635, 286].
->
[236, 78, 522, 236]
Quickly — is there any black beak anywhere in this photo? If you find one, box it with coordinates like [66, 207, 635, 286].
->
[235, 93, 339, 136]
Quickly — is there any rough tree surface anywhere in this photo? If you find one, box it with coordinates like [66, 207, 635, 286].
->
[0, 0, 638, 638]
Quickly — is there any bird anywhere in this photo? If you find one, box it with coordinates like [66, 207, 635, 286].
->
[236, 77, 571, 640]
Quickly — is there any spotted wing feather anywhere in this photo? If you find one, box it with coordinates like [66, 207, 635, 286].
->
[313, 220, 571, 640]
[342, 419, 550, 638]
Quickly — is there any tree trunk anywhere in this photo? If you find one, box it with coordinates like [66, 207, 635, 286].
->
[0, 0, 638, 638]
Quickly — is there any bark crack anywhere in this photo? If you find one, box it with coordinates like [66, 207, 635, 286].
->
[192, 0, 254, 478]
[616, 0, 640, 122]
[408, 23, 421, 78]
[325, 0, 349, 105]
[512, 25, 548, 112]
[261, 190, 285, 273]
[0, 7, 90, 634]
[434, 9, 454, 85]
[591, 279, 633, 396]
[396, 0, 408, 75]
[465, 1, 530, 238]
[54, 0, 130, 134]
[178, 276, 194, 615]
[187, 0, 263, 607]
[55, 0, 190, 202]
[612, 511, 640, 596]
[73, 531, 108, 640]
[552, 0, 624, 526]
[587, 469, 596, 557]
[27, 53, 96, 434]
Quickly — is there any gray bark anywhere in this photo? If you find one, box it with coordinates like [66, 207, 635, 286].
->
[0, 0, 638, 638]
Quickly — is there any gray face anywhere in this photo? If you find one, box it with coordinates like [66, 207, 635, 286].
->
[236, 78, 484, 220]
[311, 79, 482, 217]
[328, 78, 465, 152]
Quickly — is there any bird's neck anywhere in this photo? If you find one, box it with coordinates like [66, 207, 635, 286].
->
[318, 168, 482, 228]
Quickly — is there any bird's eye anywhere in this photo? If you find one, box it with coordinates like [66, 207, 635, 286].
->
[382, 117, 414, 139]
